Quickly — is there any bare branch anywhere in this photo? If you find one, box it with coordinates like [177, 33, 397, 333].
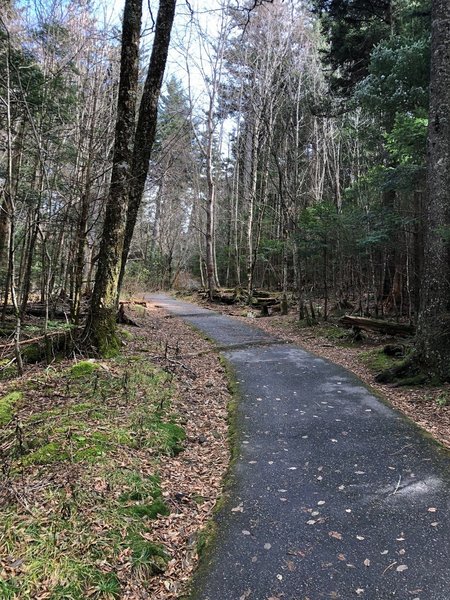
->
[184, 0, 194, 19]
[242, 0, 274, 32]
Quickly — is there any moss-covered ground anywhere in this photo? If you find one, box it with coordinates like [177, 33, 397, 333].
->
[360, 348, 404, 375]
[0, 348, 185, 598]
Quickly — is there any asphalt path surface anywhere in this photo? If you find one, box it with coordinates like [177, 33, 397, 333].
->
[149, 294, 450, 600]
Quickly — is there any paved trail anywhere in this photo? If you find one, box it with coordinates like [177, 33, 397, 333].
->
[150, 295, 450, 600]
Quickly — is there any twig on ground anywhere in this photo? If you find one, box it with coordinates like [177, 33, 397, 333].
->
[382, 561, 398, 575]
[390, 444, 412, 456]
[390, 475, 402, 495]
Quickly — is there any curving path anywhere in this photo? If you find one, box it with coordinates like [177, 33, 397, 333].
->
[149, 294, 450, 600]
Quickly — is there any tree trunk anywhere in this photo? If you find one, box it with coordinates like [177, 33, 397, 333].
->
[2, 23, 23, 373]
[246, 118, 260, 300]
[205, 108, 217, 299]
[72, 90, 99, 324]
[415, 0, 450, 379]
[118, 0, 177, 292]
[412, 190, 424, 320]
[85, 0, 143, 355]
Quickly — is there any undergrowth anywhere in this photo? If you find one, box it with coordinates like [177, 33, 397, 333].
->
[360, 348, 402, 374]
[0, 348, 184, 598]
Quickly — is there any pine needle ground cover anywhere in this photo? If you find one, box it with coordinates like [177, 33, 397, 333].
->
[0, 305, 230, 599]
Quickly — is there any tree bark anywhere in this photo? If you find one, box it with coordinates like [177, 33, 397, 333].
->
[245, 117, 260, 300]
[85, 0, 143, 355]
[415, 0, 450, 379]
[205, 100, 218, 299]
[2, 20, 23, 373]
[118, 0, 177, 292]
[72, 89, 99, 325]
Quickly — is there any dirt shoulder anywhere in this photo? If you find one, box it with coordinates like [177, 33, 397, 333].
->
[191, 297, 450, 452]
[0, 304, 231, 600]
[130, 304, 231, 599]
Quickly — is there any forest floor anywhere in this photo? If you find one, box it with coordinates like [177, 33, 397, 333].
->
[190, 295, 450, 452]
[0, 304, 231, 600]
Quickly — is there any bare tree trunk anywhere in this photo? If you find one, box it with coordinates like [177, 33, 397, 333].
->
[323, 242, 328, 321]
[1, 18, 23, 373]
[151, 182, 163, 256]
[412, 190, 424, 320]
[205, 104, 217, 298]
[415, 0, 450, 379]
[20, 208, 40, 315]
[0, 118, 25, 270]
[246, 118, 259, 300]
[72, 90, 99, 324]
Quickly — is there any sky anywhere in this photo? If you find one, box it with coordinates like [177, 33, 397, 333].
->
[102, 0, 223, 101]
[17, 0, 222, 95]
[16, 0, 233, 150]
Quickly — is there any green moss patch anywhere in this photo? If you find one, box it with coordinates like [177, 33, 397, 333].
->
[69, 360, 99, 379]
[22, 441, 68, 465]
[153, 421, 186, 455]
[196, 520, 218, 559]
[361, 349, 403, 374]
[0, 391, 22, 426]
[321, 324, 350, 341]
[0, 352, 183, 597]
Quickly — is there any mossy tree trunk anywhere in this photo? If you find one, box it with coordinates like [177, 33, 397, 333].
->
[85, 0, 143, 355]
[118, 0, 177, 293]
[415, 0, 450, 379]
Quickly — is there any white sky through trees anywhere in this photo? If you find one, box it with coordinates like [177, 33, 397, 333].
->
[99, 0, 222, 96]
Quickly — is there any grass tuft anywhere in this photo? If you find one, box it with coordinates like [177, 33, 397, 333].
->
[130, 539, 169, 578]
[119, 472, 170, 519]
[122, 499, 170, 519]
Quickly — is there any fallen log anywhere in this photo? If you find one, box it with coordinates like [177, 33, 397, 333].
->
[119, 300, 147, 307]
[0, 328, 78, 361]
[197, 290, 236, 304]
[2, 303, 70, 319]
[252, 298, 279, 308]
[0, 329, 71, 350]
[340, 315, 415, 337]
[211, 292, 237, 305]
[252, 290, 273, 299]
